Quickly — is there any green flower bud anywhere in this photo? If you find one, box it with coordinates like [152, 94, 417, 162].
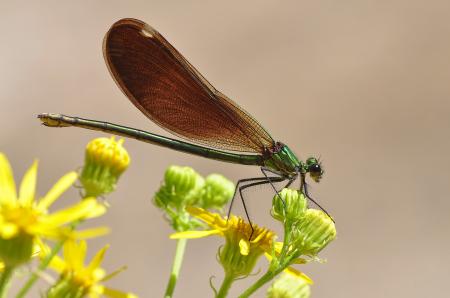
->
[293, 209, 336, 256]
[164, 166, 204, 195]
[0, 233, 33, 267]
[272, 188, 307, 222]
[197, 174, 234, 209]
[267, 272, 311, 298]
[80, 137, 130, 197]
[154, 166, 205, 208]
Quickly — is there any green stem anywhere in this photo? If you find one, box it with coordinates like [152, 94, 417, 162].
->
[239, 253, 302, 298]
[15, 240, 64, 298]
[279, 219, 292, 261]
[238, 270, 276, 298]
[217, 272, 235, 298]
[164, 238, 188, 298]
[0, 266, 14, 298]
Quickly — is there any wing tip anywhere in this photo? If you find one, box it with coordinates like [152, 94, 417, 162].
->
[107, 18, 158, 37]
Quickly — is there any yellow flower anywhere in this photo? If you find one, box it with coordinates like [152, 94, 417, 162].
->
[46, 240, 137, 298]
[172, 206, 274, 255]
[0, 153, 107, 266]
[170, 207, 271, 278]
[171, 207, 312, 283]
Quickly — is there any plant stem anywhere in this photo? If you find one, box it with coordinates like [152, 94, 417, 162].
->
[0, 266, 14, 298]
[15, 240, 64, 298]
[217, 272, 235, 298]
[164, 238, 188, 298]
[238, 270, 275, 298]
[279, 219, 292, 261]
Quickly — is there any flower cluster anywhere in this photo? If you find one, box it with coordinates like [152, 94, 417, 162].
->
[153, 165, 234, 232]
[0, 137, 136, 298]
[170, 182, 336, 297]
[1, 135, 337, 298]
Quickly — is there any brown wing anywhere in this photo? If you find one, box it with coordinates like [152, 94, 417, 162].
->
[103, 18, 274, 153]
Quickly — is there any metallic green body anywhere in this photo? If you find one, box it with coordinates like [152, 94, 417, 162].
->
[263, 145, 301, 176]
[38, 114, 306, 178]
[39, 113, 264, 166]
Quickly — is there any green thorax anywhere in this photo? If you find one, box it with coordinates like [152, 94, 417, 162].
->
[263, 143, 302, 176]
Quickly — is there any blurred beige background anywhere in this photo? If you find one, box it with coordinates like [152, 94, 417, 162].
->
[2, 0, 450, 297]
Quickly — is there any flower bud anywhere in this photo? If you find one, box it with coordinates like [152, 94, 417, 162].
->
[293, 209, 336, 256]
[80, 137, 130, 197]
[197, 174, 234, 209]
[272, 188, 307, 222]
[154, 166, 204, 208]
[267, 272, 311, 298]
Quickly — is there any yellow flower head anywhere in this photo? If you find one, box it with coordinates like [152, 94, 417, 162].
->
[0, 153, 107, 266]
[47, 240, 137, 298]
[171, 207, 313, 284]
[171, 207, 275, 277]
[80, 137, 130, 197]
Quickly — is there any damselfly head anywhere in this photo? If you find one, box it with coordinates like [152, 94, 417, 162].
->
[306, 157, 323, 183]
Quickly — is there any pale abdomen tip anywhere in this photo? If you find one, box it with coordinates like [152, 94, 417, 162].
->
[37, 113, 71, 127]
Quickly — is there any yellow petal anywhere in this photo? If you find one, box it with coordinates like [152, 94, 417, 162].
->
[73, 227, 110, 239]
[185, 206, 224, 227]
[170, 229, 221, 239]
[87, 245, 109, 273]
[64, 240, 86, 271]
[31, 243, 41, 257]
[101, 266, 127, 282]
[82, 197, 107, 218]
[26, 224, 70, 240]
[88, 290, 101, 298]
[284, 267, 314, 285]
[0, 222, 19, 238]
[93, 267, 107, 281]
[19, 160, 38, 206]
[35, 237, 49, 257]
[0, 153, 17, 203]
[39, 171, 77, 209]
[63, 240, 77, 269]
[239, 238, 250, 256]
[48, 254, 66, 273]
[102, 287, 138, 298]
[44, 199, 104, 226]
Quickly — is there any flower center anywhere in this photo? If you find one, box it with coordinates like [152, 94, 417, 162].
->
[2, 204, 40, 230]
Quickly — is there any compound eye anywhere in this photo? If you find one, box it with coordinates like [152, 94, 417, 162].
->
[310, 164, 321, 173]
[309, 163, 323, 182]
[309, 164, 322, 175]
